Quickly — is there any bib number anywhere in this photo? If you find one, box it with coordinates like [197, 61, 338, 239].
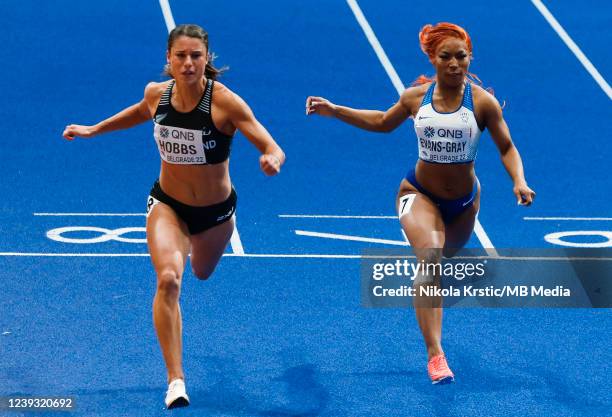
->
[398, 194, 416, 219]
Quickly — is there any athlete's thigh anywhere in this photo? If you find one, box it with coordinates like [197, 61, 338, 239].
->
[146, 203, 191, 274]
[443, 185, 481, 257]
[397, 181, 445, 250]
[189, 217, 235, 274]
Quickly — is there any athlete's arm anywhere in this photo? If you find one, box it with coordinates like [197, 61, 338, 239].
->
[223, 90, 285, 176]
[305, 88, 418, 132]
[62, 83, 160, 140]
[481, 91, 535, 206]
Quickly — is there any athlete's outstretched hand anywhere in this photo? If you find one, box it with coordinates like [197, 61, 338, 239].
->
[63, 124, 96, 141]
[260, 154, 282, 176]
[306, 96, 337, 117]
[514, 182, 535, 206]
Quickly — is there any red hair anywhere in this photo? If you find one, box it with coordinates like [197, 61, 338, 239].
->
[419, 22, 472, 59]
[412, 22, 480, 87]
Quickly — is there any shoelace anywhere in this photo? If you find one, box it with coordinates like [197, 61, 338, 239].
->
[167, 380, 183, 394]
[431, 356, 447, 373]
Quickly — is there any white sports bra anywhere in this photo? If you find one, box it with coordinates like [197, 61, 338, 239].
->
[413, 82, 482, 164]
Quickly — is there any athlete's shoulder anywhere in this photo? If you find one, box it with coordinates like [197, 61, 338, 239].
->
[210, 80, 234, 100]
[211, 80, 248, 111]
[144, 80, 171, 101]
[471, 83, 500, 109]
[402, 82, 430, 98]
[400, 83, 431, 114]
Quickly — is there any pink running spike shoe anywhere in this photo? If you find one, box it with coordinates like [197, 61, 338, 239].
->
[428, 354, 455, 384]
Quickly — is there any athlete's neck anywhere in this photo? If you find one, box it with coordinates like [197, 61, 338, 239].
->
[435, 79, 464, 97]
[173, 77, 206, 108]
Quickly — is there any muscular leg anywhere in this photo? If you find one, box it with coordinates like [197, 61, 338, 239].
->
[189, 217, 235, 280]
[443, 182, 481, 258]
[147, 203, 191, 383]
[397, 180, 446, 360]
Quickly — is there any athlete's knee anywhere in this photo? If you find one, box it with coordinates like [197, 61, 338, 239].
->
[413, 248, 442, 287]
[156, 269, 181, 299]
[192, 264, 215, 280]
[417, 248, 442, 265]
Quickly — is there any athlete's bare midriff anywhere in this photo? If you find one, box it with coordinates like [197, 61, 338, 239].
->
[400, 160, 476, 199]
[159, 161, 232, 206]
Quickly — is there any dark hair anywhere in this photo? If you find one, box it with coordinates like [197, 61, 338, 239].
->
[163, 24, 227, 80]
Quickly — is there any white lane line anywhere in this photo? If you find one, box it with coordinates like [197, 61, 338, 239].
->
[230, 217, 245, 255]
[345, 0, 497, 256]
[34, 213, 145, 217]
[524, 217, 612, 221]
[1, 252, 610, 261]
[279, 214, 396, 219]
[345, 0, 404, 94]
[295, 230, 409, 247]
[531, 0, 612, 100]
[0, 252, 151, 257]
[473, 220, 498, 257]
[158, 0, 176, 32]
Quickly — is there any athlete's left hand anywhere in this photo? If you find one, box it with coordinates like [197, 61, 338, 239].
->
[260, 154, 282, 176]
[513, 182, 535, 206]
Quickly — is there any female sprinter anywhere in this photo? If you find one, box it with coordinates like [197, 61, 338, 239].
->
[306, 22, 534, 384]
[63, 24, 285, 407]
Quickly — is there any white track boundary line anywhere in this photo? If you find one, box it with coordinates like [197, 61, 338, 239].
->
[280, 214, 396, 219]
[34, 213, 145, 217]
[524, 217, 612, 221]
[1, 252, 610, 261]
[345, 0, 404, 93]
[230, 217, 245, 255]
[531, 0, 612, 100]
[295, 230, 409, 246]
[345, 0, 498, 256]
[158, 0, 176, 32]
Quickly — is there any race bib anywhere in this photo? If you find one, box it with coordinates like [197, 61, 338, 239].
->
[146, 195, 160, 218]
[154, 123, 206, 164]
[415, 125, 473, 163]
[398, 194, 416, 219]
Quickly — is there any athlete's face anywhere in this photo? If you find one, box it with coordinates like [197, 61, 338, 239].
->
[167, 36, 208, 84]
[430, 38, 471, 86]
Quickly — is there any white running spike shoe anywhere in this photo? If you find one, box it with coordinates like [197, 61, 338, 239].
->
[165, 378, 190, 409]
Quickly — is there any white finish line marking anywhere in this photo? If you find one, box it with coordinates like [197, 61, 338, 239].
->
[1, 252, 610, 261]
[295, 230, 409, 247]
[280, 214, 396, 219]
[34, 212, 245, 255]
[35, 213, 145, 217]
[524, 217, 612, 221]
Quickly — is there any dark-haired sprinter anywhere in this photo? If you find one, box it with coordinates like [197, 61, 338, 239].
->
[64, 24, 285, 407]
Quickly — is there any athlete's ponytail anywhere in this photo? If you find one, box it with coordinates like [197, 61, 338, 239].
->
[164, 24, 227, 80]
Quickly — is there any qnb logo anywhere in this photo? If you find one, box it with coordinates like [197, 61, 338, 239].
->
[424, 126, 435, 138]
[437, 128, 463, 139]
[159, 127, 170, 139]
